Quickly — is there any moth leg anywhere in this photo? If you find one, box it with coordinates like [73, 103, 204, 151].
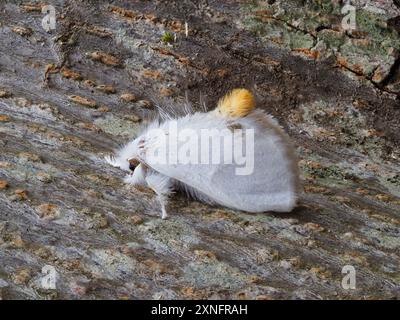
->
[145, 172, 173, 219]
[123, 163, 147, 186]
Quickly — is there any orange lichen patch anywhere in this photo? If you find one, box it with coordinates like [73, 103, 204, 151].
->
[336, 56, 355, 71]
[84, 25, 113, 38]
[372, 65, 388, 83]
[129, 215, 144, 225]
[96, 85, 116, 94]
[336, 56, 364, 75]
[247, 275, 264, 284]
[14, 189, 28, 201]
[159, 48, 193, 67]
[144, 14, 158, 23]
[20, 3, 43, 12]
[124, 114, 141, 122]
[180, 287, 195, 297]
[215, 68, 229, 78]
[236, 292, 250, 300]
[254, 9, 274, 16]
[253, 9, 274, 23]
[0, 180, 9, 190]
[83, 79, 96, 87]
[142, 69, 162, 80]
[180, 287, 207, 299]
[12, 268, 31, 285]
[10, 234, 24, 248]
[44, 63, 59, 81]
[355, 188, 370, 195]
[309, 266, 332, 279]
[136, 100, 153, 109]
[36, 172, 52, 183]
[63, 259, 81, 271]
[325, 109, 344, 118]
[303, 185, 329, 194]
[159, 87, 174, 97]
[36, 203, 59, 219]
[87, 51, 121, 67]
[293, 48, 320, 60]
[392, 199, 400, 206]
[351, 38, 371, 47]
[0, 161, 11, 168]
[303, 222, 325, 233]
[109, 5, 137, 19]
[142, 259, 168, 274]
[18, 152, 41, 162]
[361, 129, 384, 138]
[0, 90, 12, 98]
[348, 30, 369, 38]
[120, 93, 137, 103]
[152, 47, 191, 66]
[209, 209, 231, 220]
[352, 99, 369, 110]
[333, 195, 351, 204]
[167, 20, 183, 32]
[288, 110, 303, 123]
[342, 252, 369, 266]
[12, 26, 33, 37]
[77, 122, 102, 132]
[97, 106, 110, 113]
[193, 250, 216, 260]
[60, 67, 82, 81]
[0, 115, 11, 122]
[68, 95, 97, 108]
[350, 64, 365, 75]
[375, 194, 391, 202]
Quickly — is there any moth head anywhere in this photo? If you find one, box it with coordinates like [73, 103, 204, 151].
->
[111, 137, 143, 172]
[128, 158, 140, 171]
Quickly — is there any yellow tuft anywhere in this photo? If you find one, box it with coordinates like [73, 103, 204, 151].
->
[216, 88, 256, 118]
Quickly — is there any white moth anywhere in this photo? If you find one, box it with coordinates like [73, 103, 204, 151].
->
[105, 89, 299, 219]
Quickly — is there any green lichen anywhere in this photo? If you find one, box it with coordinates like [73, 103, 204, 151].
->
[241, 1, 400, 84]
[361, 229, 400, 250]
[184, 260, 246, 290]
[94, 115, 141, 138]
[356, 9, 400, 53]
[318, 29, 345, 50]
[379, 175, 400, 198]
[299, 101, 390, 160]
[306, 165, 346, 180]
[387, 175, 400, 187]
[139, 219, 200, 250]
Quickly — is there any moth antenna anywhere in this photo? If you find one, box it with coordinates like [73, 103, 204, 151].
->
[216, 88, 256, 118]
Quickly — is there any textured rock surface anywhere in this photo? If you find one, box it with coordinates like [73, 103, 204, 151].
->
[0, 0, 399, 299]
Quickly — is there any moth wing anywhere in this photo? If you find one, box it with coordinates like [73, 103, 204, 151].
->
[141, 112, 298, 213]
